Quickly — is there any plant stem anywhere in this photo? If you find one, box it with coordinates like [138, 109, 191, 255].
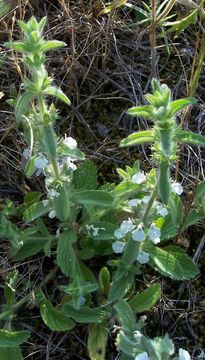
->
[51, 157, 60, 179]
[142, 187, 158, 223]
[38, 93, 47, 116]
[0, 266, 59, 321]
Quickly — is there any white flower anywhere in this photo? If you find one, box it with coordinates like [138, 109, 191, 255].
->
[42, 199, 49, 207]
[120, 219, 134, 234]
[134, 331, 143, 340]
[34, 154, 48, 169]
[112, 241, 125, 254]
[135, 352, 149, 360]
[156, 204, 168, 217]
[56, 228, 60, 237]
[114, 228, 124, 239]
[132, 223, 146, 242]
[48, 210, 56, 219]
[149, 223, 161, 244]
[85, 224, 105, 237]
[114, 219, 134, 239]
[62, 156, 77, 171]
[137, 250, 150, 264]
[178, 348, 191, 360]
[63, 135, 77, 149]
[132, 172, 146, 184]
[48, 189, 60, 198]
[171, 181, 183, 195]
[128, 199, 142, 207]
[23, 148, 30, 159]
[142, 195, 151, 204]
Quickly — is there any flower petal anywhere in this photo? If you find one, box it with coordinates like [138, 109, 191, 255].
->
[132, 172, 146, 184]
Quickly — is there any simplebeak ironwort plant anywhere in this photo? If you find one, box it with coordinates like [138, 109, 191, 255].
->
[1, 16, 205, 360]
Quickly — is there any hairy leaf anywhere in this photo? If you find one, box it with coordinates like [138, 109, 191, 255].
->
[44, 86, 70, 105]
[0, 330, 30, 347]
[57, 229, 77, 277]
[108, 271, 134, 302]
[147, 244, 199, 280]
[88, 321, 108, 360]
[127, 105, 153, 118]
[114, 300, 136, 331]
[120, 130, 154, 147]
[73, 160, 97, 190]
[41, 40, 67, 52]
[23, 201, 51, 222]
[176, 130, 205, 147]
[71, 190, 113, 207]
[128, 284, 161, 313]
[62, 304, 107, 323]
[15, 93, 34, 123]
[40, 299, 75, 331]
[0, 346, 23, 360]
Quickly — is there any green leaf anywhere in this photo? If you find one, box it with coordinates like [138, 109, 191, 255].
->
[0, 2, 11, 20]
[15, 236, 51, 260]
[17, 20, 30, 33]
[73, 160, 97, 190]
[57, 229, 77, 277]
[115, 330, 139, 357]
[108, 271, 134, 302]
[41, 124, 57, 158]
[114, 300, 136, 331]
[44, 86, 70, 105]
[4, 270, 18, 305]
[99, 0, 129, 14]
[166, 10, 197, 36]
[149, 335, 175, 358]
[4, 41, 26, 52]
[169, 97, 197, 116]
[23, 201, 51, 222]
[158, 215, 178, 241]
[88, 321, 108, 360]
[99, 267, 110, 295]
[24, 156, 36, 177]
[128, 284, 161, 313]
[114, 181, 139, 197]
[0, 346, 23, 360]
[62, 304, 107, 323]
[158, 162, 170, 205]
[120, 130, 154, 147]
[0, 330, 30, 347]
[176, 130, 205, 147]
[147, 244, 199, 280]
[71, 190, 113, 207]
[127, 105, 153, 118]
[15, 92, 34, 123]
[169, 193, 183, 227]
[182, 209, 205, 230]
[53, 183, 70, 221]
[40, 40, 67, 52]
[40, 299, 75, 331]
[194, 179, 205, 202]
[60, 145, 85, 160]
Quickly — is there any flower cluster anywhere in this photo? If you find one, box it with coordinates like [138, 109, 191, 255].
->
[112, 219, 161, 264]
